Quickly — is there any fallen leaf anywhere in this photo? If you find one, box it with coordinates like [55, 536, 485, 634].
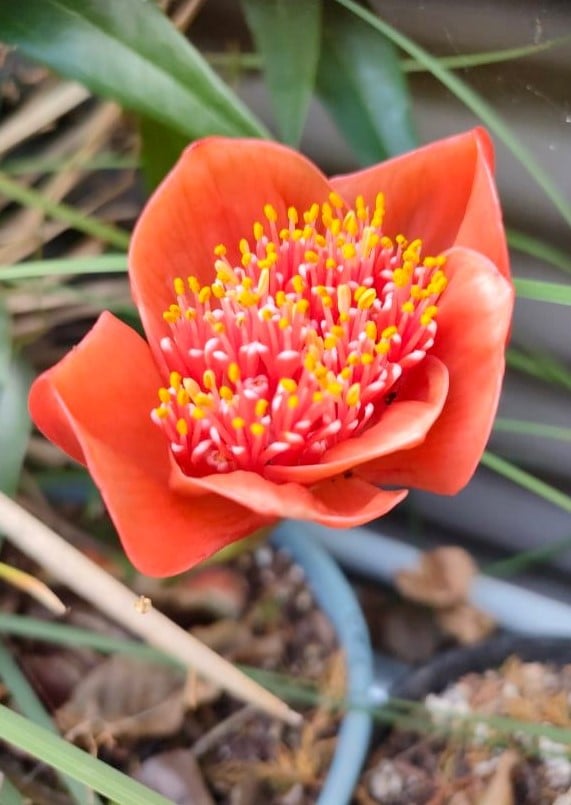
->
[56, 654, 186, 745]
[134, 749, 215, 805]
[437, 603, 496, 645]
[396, 547, 478, 608]
[477, 749, 519, 805]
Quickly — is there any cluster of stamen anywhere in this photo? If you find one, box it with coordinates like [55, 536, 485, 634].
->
[152, 192, 447, 476]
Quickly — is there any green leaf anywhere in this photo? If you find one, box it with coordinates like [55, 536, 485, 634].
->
[317, 2, 417, 165]
[0, 299, 10, 390]
[508, 229, 571, 277]
[242, 0, 321, 146]
[0, 357, 34, 495]
[334, 0, 571, 228]
[481, 451, 571, 514]
[0, 642, 98, 804]
[139, 116, 189, 191]
[513, 277, 571, 305]
[0, 704, 172, 805]
[0, 0, 267, 141]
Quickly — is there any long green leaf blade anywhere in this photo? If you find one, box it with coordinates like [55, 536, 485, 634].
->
[0, 704, 172, 805]
[513, 277, 571, 305]
[334, 0, 571, 228]
[317, 2, 417, 165]
[0, 0, 267, 140]
[242, 0, 321, 146]
[0, 357, 33, 495]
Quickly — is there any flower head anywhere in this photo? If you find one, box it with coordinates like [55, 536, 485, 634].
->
[29, 130, 513, 576]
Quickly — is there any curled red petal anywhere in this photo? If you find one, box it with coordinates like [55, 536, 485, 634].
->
[28, 312, 269, 576]
[264, 355, 449, 484]
[359, 247, 514, 493]
[170, 464, 406, 528]
[330, 127, 509, 278]
[129, 137, 333, 361]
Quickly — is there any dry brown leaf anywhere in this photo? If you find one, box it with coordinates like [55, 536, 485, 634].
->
[134, 749, 215, 805]
[56, 654, 186, 745]
[395, 547, 478, 608]
[477, 750, 519, 805]
[437, 603, 496, 645]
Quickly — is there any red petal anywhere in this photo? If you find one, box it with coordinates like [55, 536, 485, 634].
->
[359, 247, 514, 493]
[330, 128, 509, 278]
[171, 465, 406, 528]
[129, 137, 332, 359]
[28, 312, 269, 576]
[264, 355, 448, 484]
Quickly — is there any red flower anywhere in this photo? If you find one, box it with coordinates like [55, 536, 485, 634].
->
[29, 130, 513, 577]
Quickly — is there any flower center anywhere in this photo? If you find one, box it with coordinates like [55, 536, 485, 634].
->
[152, 192, 447, 477]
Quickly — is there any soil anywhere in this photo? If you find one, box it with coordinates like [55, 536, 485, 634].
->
[356, 655, 571, 805]
[0, 542, 342, 804]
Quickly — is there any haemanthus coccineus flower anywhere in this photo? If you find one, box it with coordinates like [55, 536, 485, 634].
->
[29, 129, 513, 576]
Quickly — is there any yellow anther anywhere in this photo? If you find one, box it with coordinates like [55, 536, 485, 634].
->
[191, 407, 206, 420]
[264, 203, 278, 223]
[392, 268, 410, 288]
[279, 316, 290, 329]
[304, 250, 319, 264]
[361, 353, 374, 365]
[198, 286, 211, 304]
[154, 405, 169, 419]
[185, 308, 196, 320]
[321, 295, 333, 308]
[219, 386, 233, 401]
[410, 284, 423, 300]
[420, 304, 439, 326]
[295, 298, 310, 315]
[303, 203, 319, 224]
[346, 383, 361, 407]
[176, 418, 188, 436]
[304, 353, 317, 372]
[232, 417, 245, 430]
[357, 288, 377, 310]
[276, 290, 286, 307]
[291, 274, 305, 294]
[291, 229, 303, 242]
[312, 391, 324, 403]
[173, 277, 185, 296]
[376, 340, 390, 355]
[354, 285, 366, 302]
[341, 243, 356, 260]
[239, 238, 250, 255]
[255, 399, 269, 417]
[177, 389, 190, 406]
[279, 378, 298, 393]
[158, 388, 170, 404]
[188, 276, 201, 294]
[396, 234, 408, 247]
[170, 371, 182, 390]
[343, 211, 359, 237]
[382, 326, 398, 340]
[163, 311, 177, 324]
[380, 236, 393, 250]
[323, 334, 337, 350]
[325, 257, 337, 270]
[288, 206, 299, 224]
[347, 352, 360, 366]
[364, 321, 377, 341]
[326, 381, 343, 398]
[213, 243, 227, 257]
[279, 228, 290, 240]
[194, 392, 213, 407]
[253, 221, 264, 240]
[329, 190, 344, 208]
[228, 362, 240, 384]
[401, 301, 415, 314]
[302, 225, 313, 239]
[202, 370, 216, 391]
[287, 395, 299, 409]
[339, 366, 351, 380]
[211, 283, 225, 299]
[250, 422, 265, 436]
[213, 322, 225, 334]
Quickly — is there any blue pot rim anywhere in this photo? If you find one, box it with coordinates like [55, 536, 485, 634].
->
[271, 521, 373, 805]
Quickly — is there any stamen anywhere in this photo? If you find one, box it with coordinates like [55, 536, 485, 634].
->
[153, 192, 448, 476]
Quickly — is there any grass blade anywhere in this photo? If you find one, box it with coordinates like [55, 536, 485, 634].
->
[334, 0, 571, 228]
[513, 277, 571, 305]
[481, 451, 571, 514]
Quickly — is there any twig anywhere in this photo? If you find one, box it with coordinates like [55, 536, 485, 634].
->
[0, 492, 301, 727]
